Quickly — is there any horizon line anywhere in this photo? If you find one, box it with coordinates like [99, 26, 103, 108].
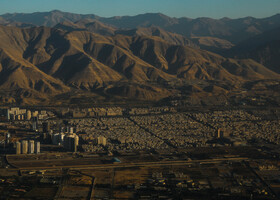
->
[1, 9, 280, 20]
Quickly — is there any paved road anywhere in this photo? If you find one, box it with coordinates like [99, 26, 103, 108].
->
[53, 168, 69, 200]
[15, 157, 249, 171]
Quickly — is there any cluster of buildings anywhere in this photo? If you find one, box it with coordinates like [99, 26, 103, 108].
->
[16, 140, 40, 154]
[7, 108, 27, 121]
[68, 113, 223, 152]
[80, 136, 107, 152]
[96, 136, 107, 146]
[52, 132, 79, 152]
[3, 106, 279, 155]
[6, 107, 53, 121]
[58, 106, 175, 118]
[193, 110, 280, 145]
[62, 109, 280, 153]
[51, 131, 105, 153]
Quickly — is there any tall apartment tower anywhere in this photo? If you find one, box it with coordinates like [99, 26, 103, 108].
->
[6, 133, 11, 144]
[97, 136, 107, 146]
[63, 134, 79, 152]
[74, 135, 79, 152]
[66, 126, 70, 133]
[32, 121, 37, 131]
[52, 133, 60, 145]
[21, 140, 28, 154]
[28, 140, 35, 154]
[26, 110, 32, 120]
[70, 127, 74, 134]
[42, 122, 50, 133]
[7, 109, 10, 120]
[63, 136, 70, 150]
[16, 141, 21, 154]
[217, 128, 227, 138]
[35, 141, 40, 154]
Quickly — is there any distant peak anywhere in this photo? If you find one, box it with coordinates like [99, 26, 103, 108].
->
[51, 10, 62, 13]
[220, 17, 231, 21]
[145, 12, 170, 18]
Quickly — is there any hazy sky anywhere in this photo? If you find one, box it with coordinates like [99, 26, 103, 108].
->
[1, 0, 280, 19]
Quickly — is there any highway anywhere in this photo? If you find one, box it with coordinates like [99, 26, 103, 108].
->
[15, 157, 249, 171]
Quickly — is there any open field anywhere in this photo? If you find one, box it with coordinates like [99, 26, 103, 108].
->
[1, 148, 279, 199]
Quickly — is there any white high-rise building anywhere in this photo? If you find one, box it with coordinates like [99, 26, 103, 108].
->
[32, 121, 37, 131]
[59, 133, 65, 143]
[26, 110, 32, 120]
[16, 141, 21, 154]
[97, 136, 107, 146]
[28, 140, 34, 154]
[21, 140, 28, 154]
[70, 127, 74, 134]
[35, 141, 40, 154]
[7, 109, 10, 120]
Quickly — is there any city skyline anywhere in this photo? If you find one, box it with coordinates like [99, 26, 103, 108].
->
[0, 0, 280, 19]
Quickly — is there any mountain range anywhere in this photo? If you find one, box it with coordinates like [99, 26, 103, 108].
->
[0, 10, 279, 105]
[2, 10, 280, 43]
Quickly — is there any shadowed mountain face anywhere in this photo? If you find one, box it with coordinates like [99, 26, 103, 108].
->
[0, 10, 99, 27]
[0, 10, 280, 105]
[100, 13, 280, 44]
[54, 19, 117, 36]
[54, 21, 198, 48]
[243, 41, 280, 74]
[1, 10, 280, 44]
[227, 26, 280, 73]
[0, 25, 279, 105]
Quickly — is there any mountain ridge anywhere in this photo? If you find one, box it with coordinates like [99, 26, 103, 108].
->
[227, 26, 280, 73]
[1, 10, 280, 44]
[0, 12, 280, 105]
[0, 25, 279, 105]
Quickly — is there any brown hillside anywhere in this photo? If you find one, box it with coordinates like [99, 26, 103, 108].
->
[0, 25, 279, 104]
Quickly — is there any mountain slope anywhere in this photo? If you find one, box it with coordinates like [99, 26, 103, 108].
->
[0, 25, 279, 104]
[1, 25, 279, 83]
[243, 41, 280, 74]
[0, 48, 69, 95]
[191, 36, 234, 52]
[54, 20, 197, 47]
[1, 11, 280, 44]
[100, 13, 280, 44]
[116, 26, 196, 47]
[54, 19, 117, 36]
[1, 10, 99, 27]
[228, 26, 280, 73]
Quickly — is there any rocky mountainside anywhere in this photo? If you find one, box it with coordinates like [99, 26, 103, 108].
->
[191, 36, 234, 52]
[54, 21, 197, 47]
[54, 19, 117, 36]
[0, 25, 279, 105]
[227, 26, 280, 73]
[0, 10, 99, 27]
[2, 10, 280, 44]
[98, 13, 280, 44]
